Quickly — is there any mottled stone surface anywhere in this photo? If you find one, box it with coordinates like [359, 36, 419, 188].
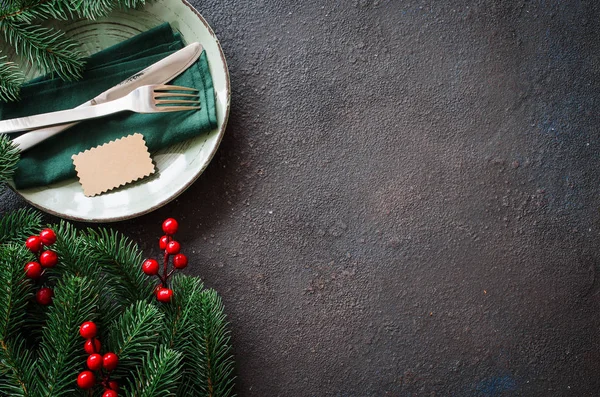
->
[1, 1, 599, 395]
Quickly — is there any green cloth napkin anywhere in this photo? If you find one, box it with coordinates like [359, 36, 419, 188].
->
[0, 23, 217, 190]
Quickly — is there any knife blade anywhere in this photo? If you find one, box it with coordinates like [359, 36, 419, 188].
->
[12, 42, 203, 151]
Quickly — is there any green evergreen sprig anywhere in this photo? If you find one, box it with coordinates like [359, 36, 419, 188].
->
[50, 221, 123, 328]
[0, 134, 20, 183]
[0, 56, 23, 102]
[34, 275, 98, 396]
[3, 0, 149, 22]
[128, 345, 183, 397]
[0, 337, 35, 396]
[0, 245, 37, 396]
[82, 227, 154, 304]
[160, 274, 204, 351]
[0, 211, 236, 396]
[0, 0, 148, 102]
[1, 19, 85, 81]
[108, 301, 164, 379]
[192, 289, 236, 397]
[0, 208, 42, 245]
[0, 244, 33, 341]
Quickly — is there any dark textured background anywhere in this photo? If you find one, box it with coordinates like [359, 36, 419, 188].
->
[1, 0, 599, 395]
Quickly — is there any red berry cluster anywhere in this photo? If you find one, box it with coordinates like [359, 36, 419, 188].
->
[142, 218, 188, 302]
[24, 228, 58, 305]
[77, 321, 120, 396]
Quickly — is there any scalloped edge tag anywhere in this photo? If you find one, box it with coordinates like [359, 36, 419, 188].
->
[72, 133, 155, 197]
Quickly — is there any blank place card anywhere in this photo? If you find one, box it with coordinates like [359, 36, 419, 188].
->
[72, 133, 155, 197]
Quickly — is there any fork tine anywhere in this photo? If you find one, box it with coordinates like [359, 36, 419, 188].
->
[155, 100, 201, 105]
[156, 106, 201, 112]
[154, 92, 199, 98]
[153, 84, 198, 92]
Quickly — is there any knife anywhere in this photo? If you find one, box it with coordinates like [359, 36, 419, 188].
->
[12, 42, 203, 151]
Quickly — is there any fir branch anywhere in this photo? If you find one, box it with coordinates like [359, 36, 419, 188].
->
[30, 0, 113, 21]
[0, 55, 23, 102]
[48, 220, 92, 277]
[34, 275, 98, 396]
[1, 0, 107, 22]
[0, 0, 72, 23]
[114, 0, 147, 9]
[76, 0, 127, 18]
[0, 244, 35, 396]
[0, 208, 42, 246]
[0, 338, 35, 396]
[107, 301, 164, 380]
[189, 289, 235, 397]
[49, 221, 122, 331]
[160, 274, 204, 351]
[126, 346, 183, 397]
[0, 133, 20, 184]
[38, 0, 148, 21]
[0, 0, 149, 102]
[0, 19, 85, 81]
[0, 244, 33, 340]
[82, 228, 153, 305]
[164, 275, 209, 396]
[0, 0, 148, 23]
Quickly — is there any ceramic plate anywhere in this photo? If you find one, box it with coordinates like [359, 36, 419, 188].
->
[5, 0, 230, 222]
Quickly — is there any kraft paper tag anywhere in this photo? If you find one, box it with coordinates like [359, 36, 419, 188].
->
[72, 133, 155, 197]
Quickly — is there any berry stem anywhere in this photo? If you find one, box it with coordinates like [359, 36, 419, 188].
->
[162, 236, 171, 286]
[167, 268, 176, 279]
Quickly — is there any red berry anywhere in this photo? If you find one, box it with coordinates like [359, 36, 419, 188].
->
[166, 241, 180, 255]
[84, 338, 101, 354]
[103, 390, 118, 397]
[162, 218, 179, 235]
[24, 262, 43, 279]
[77, 370, 95, 389]
[173, 254, 188, 269]
[156, 288, 173, 302]
[80, 321, 97, 339]
[159, 235, 169, 250]
[39, 250, 58, 268]
[36, 287, 53, 305]
[25, 236, 43, 253]
[108, 380, 119, 391]
[87, 353, 103, 371]
[39, 228, 57, 246]
[142, 259, 159, 275]
[102, 352, 119, 371]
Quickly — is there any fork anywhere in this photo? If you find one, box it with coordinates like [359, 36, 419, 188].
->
[0, 84, 200, 134]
